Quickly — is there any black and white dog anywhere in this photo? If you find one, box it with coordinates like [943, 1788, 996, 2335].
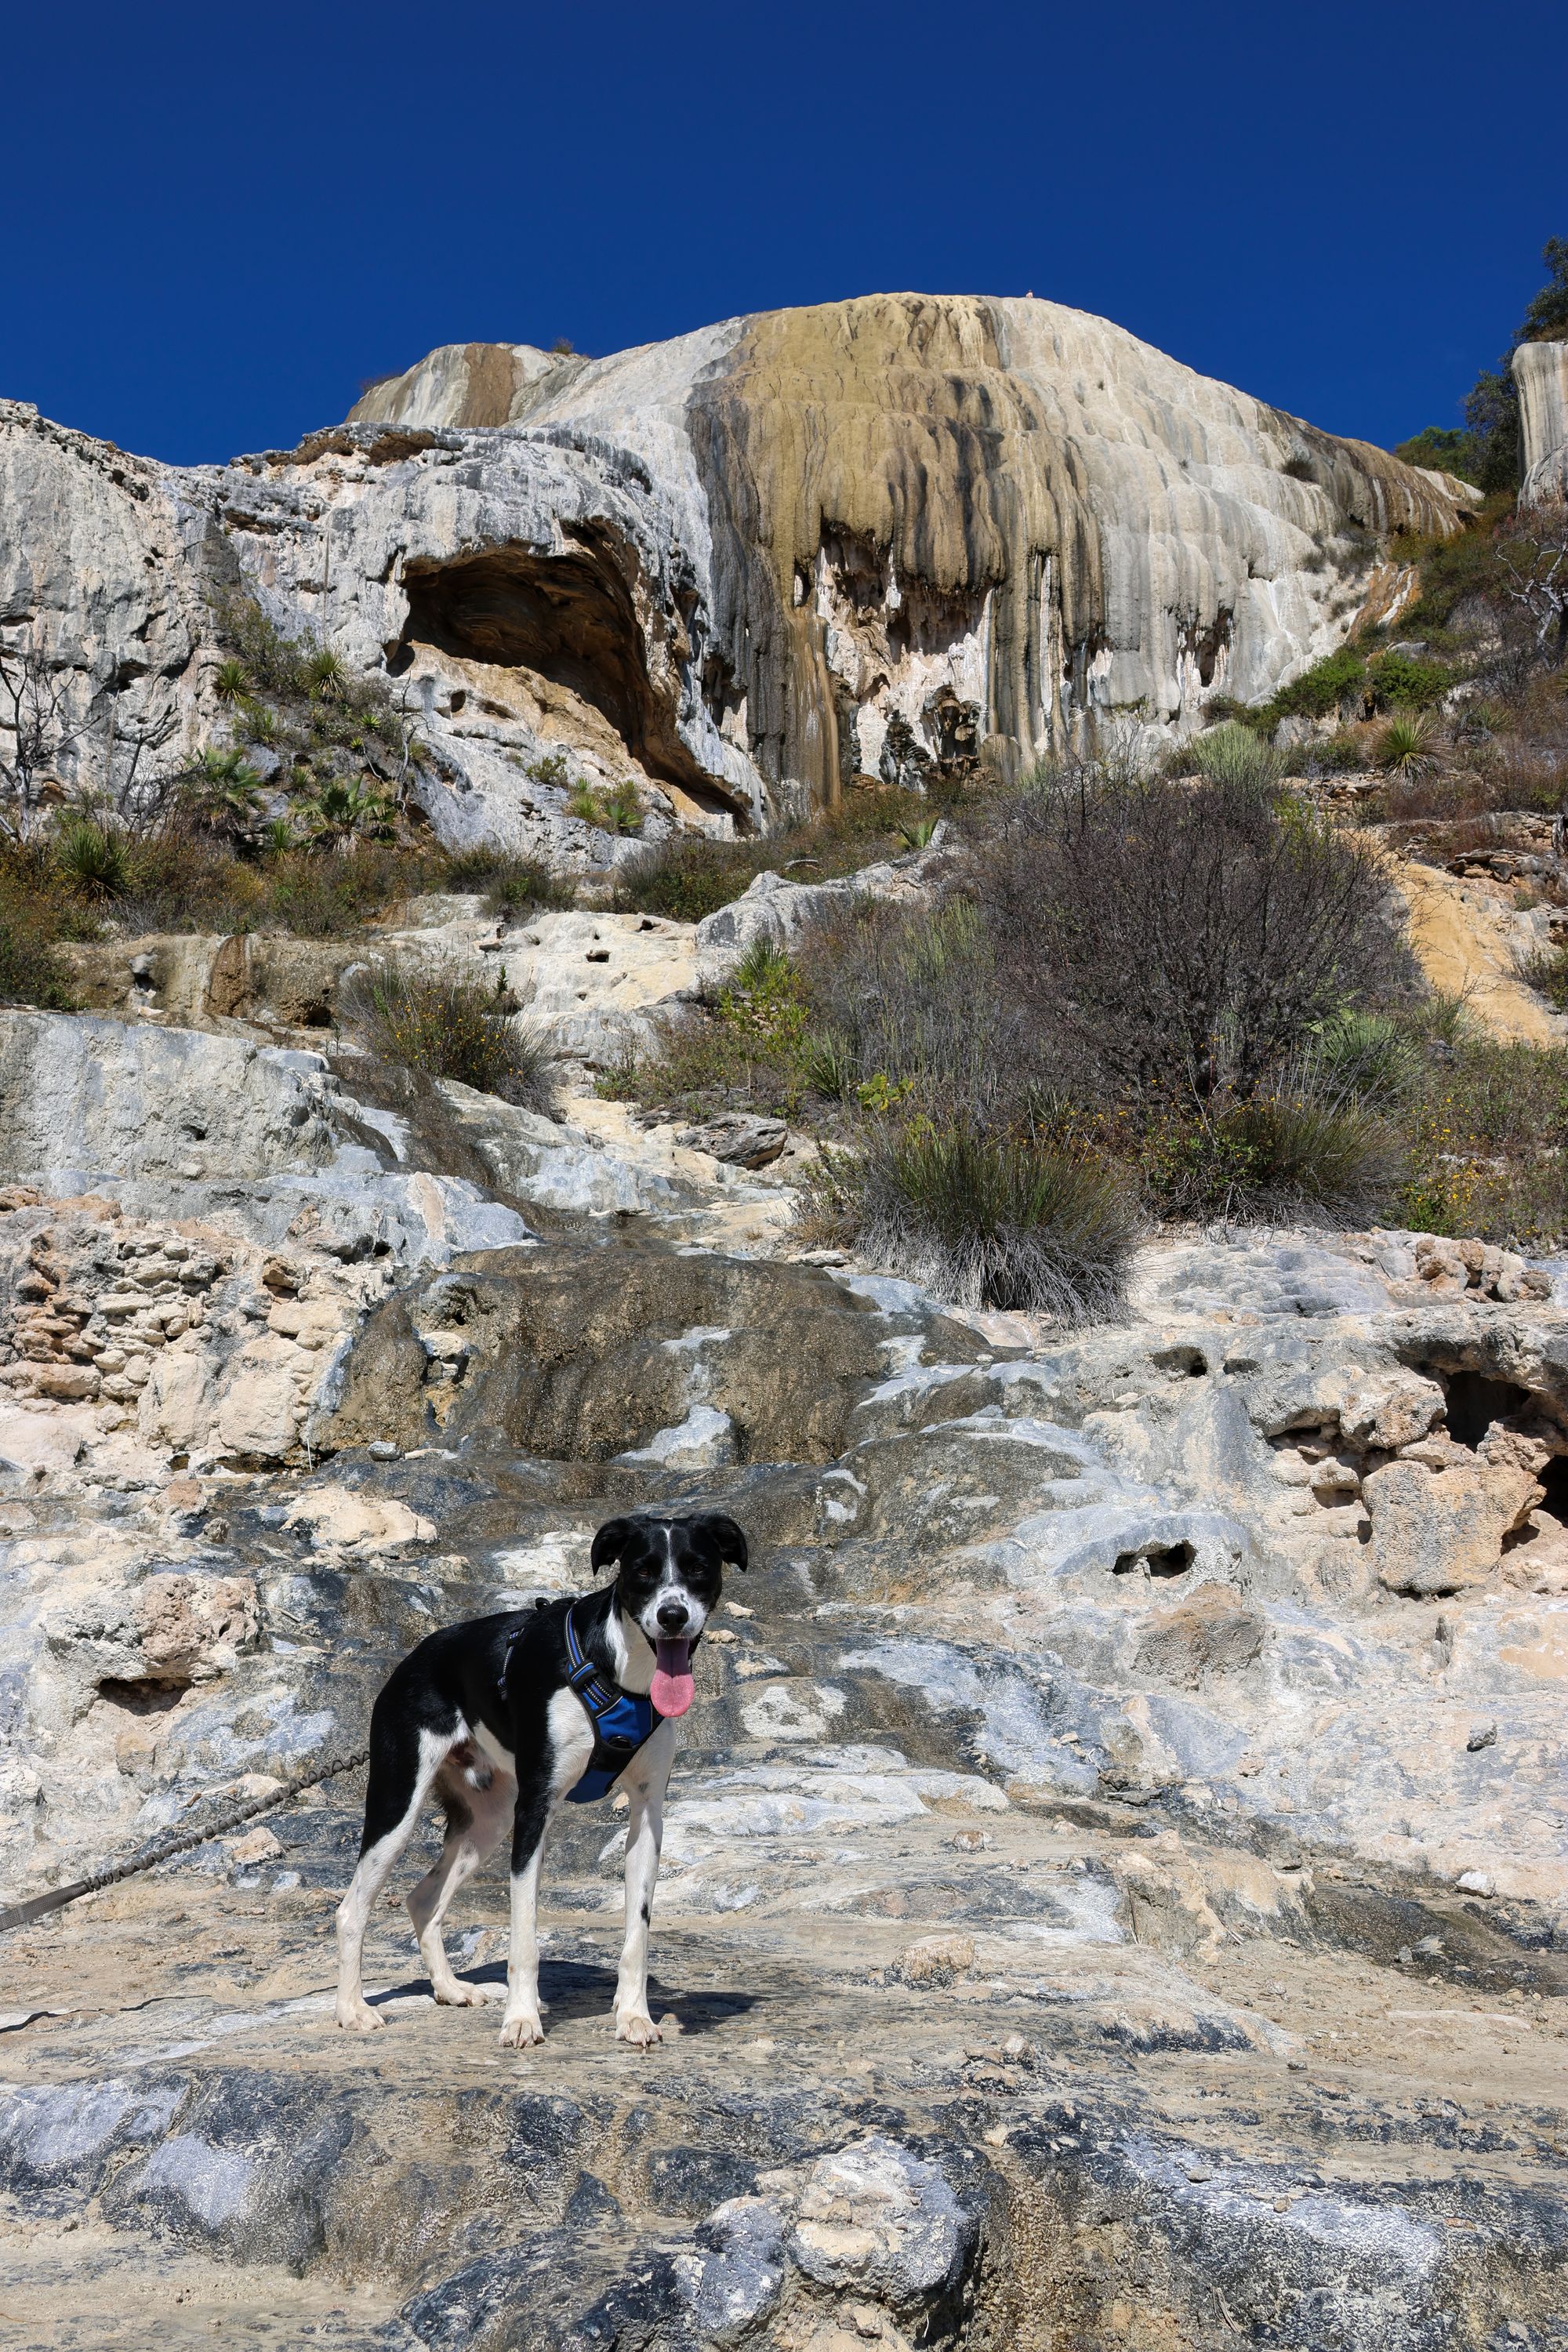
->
[335, 1510, 747, 2049]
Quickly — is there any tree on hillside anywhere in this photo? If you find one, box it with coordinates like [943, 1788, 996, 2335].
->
[0, 635, 82, 843]
[1395, 237, 1568, 492]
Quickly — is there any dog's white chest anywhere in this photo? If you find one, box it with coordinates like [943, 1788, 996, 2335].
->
[548, 1686, 595, 1798]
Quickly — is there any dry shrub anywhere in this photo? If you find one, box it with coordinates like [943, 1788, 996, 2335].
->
[974, 770, 1414, 1106]
[803, 1127, 1142, 1320]
[340, 960, 558, 1113]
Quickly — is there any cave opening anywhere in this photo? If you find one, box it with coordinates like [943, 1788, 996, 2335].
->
[394, 532, 744, 820]
[1441, 1371, 1536, 1449]
[1114, 1541, 1195, 1578]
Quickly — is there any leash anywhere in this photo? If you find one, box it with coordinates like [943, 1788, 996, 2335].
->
[0, 1742, 370, 1936]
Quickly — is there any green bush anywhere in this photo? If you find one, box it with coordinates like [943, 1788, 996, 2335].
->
[611, 836, 762, 923]
[1392, 427, 1486, 486]
[1146, 1092, 1404, 1224]
[567, 779, 643, 834]
[1265, 645, 1367, 723]
[441, 849, 577, 918]
[1519, 942, 1568, 1012]
[1189, 722, 1286, 790]
[0, 912, 74, 1007]
[1367, 652, 1450, 712]
[340, 960, 558, 1113]
[803, 1127, 1142, 1321]
[1306, 1009, 1424, 1104]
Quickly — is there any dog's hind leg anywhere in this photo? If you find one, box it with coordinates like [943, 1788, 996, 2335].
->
[613, 1716, 675, 2048]
[408, 1755, 514, 2006]
[336, 1715, 457, 2032]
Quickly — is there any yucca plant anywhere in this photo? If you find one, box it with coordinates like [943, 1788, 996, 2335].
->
[53, 817, 132, 899]
[1377, 713, 1434, 775]
[212, 658, 250, 703]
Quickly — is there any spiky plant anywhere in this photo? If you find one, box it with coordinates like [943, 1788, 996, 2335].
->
[566, 778, 644, 835]
[212, 658, 250, 703]
[183, 745, 265, 833]
[1377, 713, 1434, 775]
[53, 817, 132, 899]
[1189, 721, 1287, 791]
[298, 775, 397, 848]
[306, 647, 347, 701]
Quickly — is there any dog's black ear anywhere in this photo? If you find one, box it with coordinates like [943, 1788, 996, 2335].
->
[590, 1517, 635, 1572]
[699, 1513, 749, 1571]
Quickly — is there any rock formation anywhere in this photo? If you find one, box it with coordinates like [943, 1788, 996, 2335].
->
[1515, 336, 1568, 507]
[2, 295, 1479, 862]
[0, 881, 1566, 2342]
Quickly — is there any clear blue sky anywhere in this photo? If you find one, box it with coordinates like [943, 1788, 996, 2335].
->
[5, 0, 1563, 467]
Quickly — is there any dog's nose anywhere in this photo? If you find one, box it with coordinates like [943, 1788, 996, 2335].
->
[656, 1599, 689, 1632]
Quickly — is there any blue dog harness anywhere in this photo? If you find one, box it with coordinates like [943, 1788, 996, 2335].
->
[496, 1601, 662, 1803]
[552, 1601, 661, 1803]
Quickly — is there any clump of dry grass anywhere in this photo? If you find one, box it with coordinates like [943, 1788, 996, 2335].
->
[339, 959, 558, 1114]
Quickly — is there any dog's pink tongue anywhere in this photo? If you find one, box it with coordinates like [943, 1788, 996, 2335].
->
[652, 1638, 695, 1716]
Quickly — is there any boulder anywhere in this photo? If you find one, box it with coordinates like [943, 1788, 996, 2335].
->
[675, 1112, 789, 1168]
[1365, 1453, 1541, 1595]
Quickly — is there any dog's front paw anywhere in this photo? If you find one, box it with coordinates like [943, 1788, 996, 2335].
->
[614, 2009, 662, 2049]
[335, 1996, 386, 2034]
[499, 2009, 545, 2049]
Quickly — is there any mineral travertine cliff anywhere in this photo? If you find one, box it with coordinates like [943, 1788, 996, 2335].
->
[2, 293, 1477, 862]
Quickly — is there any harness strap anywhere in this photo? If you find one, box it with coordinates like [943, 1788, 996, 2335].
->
[498, 1602, 659, 1802]
[564, 1599, 659, 1801]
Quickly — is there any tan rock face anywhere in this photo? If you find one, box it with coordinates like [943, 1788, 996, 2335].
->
[1366, 1453, 1541, 1595]
[135, 1571, 258, 1684]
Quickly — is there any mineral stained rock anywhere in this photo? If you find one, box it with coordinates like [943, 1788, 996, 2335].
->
[1515, 334, 1568, 507]
[2, 293, 1479, 862]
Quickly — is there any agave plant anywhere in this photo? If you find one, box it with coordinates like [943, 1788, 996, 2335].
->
[896, 816, 940, 851]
